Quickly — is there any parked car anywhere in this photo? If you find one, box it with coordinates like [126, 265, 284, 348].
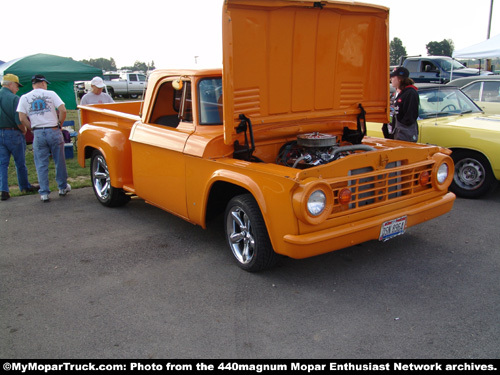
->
[397, 56, 494, 84]
[367, 84, 500, 198]
[447, 76, 500, 115]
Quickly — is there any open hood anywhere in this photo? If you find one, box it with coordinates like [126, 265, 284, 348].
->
[222, 0, 390, 145]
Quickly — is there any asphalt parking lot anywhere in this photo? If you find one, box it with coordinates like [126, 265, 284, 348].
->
[1, 186, 499, 359]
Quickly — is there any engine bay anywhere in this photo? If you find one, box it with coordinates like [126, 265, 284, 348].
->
[276, 132, 375, 169]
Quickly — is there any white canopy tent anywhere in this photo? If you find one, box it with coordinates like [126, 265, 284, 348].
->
[453, 34, 500, 59]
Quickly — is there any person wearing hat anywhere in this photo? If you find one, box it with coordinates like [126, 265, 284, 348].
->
[80, 76, 114, 105]
[17, 74, 71, 202]
[387, 67, 420, 142]
[0, 74, 39, 201]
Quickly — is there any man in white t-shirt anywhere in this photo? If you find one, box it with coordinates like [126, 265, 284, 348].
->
[17, 75, 71, 202]
[80, 76, 114, 105]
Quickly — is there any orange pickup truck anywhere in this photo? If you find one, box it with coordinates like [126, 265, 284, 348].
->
[78, 0, 455, 271]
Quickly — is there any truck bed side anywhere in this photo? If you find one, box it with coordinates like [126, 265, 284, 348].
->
[78, 101, 142, 188]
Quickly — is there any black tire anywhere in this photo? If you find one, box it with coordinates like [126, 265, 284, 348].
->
[224, 194, 278, 272]
[90, 150, 130, 207]
[450, 150, 497, 198]
[129, 94, 139, 99]
[107, 87, 115, 98]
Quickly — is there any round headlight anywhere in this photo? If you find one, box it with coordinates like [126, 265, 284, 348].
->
[307, 190, 326, 216]
[437, 163, 449, 184]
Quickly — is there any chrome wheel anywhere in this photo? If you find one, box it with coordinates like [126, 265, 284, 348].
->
[92, 153, 111, 202]
[224, 194, 277, 272]
[90, 150, 130, 207]
[227, 207, 255, 265]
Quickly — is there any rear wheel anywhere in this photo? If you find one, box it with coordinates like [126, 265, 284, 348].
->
[224, 194, 278, 272]
[451, 150, 497, 198]
[91, 150, 130, 207]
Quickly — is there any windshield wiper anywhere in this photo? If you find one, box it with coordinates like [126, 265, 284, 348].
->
[422, 112, 448, 119]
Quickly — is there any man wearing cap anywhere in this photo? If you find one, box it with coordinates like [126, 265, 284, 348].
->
[0, 74, 39, 201]
[17, 74, 70, 202]
[388, 67, 420, 142]
[80, 76, 114, 105]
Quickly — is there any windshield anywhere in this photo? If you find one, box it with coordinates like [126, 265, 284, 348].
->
[418, 87, 482, 119]
[198, 78, 223, 125]
[438, 58, 467, 72]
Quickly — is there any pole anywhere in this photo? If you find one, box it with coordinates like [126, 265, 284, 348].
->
[486, 0, 494, 71]
[487, 0, 493, 39]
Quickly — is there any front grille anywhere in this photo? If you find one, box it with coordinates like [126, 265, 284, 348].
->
[330, 161, 434, 215]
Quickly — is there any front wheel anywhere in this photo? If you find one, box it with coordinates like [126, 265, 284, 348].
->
[450, 150, 497, 198]
[224, 194, 278, 272]
[91, 150, 130, 207]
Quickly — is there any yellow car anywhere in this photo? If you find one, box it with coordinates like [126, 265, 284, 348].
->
[447, 76, 500, 115]
[368, 84, 500, 198]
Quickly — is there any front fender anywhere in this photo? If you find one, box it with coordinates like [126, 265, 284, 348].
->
[192, 165, 299, 252]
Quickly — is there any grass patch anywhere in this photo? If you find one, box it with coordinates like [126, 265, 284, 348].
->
[7, 145, 91, 197]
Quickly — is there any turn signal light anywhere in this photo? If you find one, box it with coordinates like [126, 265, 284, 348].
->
[338, 188, 352, 205]
[419, 171, 430, 186]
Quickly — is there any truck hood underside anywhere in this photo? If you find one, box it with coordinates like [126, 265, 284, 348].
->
[222, 0, 390, 145]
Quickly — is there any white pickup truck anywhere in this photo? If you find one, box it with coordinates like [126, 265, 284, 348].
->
[104, 72, 147, 98]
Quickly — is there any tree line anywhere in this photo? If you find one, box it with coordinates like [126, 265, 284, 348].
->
[390, 38, 499, 69]
[390, 38, 456, 65]
[78, 57, 155, 72]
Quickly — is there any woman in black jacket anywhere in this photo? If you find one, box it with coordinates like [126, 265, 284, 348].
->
[388, 67, 420, 142]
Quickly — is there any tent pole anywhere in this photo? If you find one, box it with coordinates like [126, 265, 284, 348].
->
[486, 0, 494, 71]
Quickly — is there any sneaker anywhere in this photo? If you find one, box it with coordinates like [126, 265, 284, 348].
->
[59, 183, 71, 196]
[40, 194, 50, 202]
[1, 191, 10, 201]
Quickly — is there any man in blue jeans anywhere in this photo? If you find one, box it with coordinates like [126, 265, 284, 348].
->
[17, 75, 71, 202]
[0, 74, 38, 201]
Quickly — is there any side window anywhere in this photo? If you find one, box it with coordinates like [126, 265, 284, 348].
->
[462, 82, 481, 101]
[138, 74, 146, 82]
[421, 61, 437, 72]
[198, 78, 223, 125]
[482, 81, 500, 102]
[129, 74, 138, 82]
[150, 80, 191, 128]
[405, 60, 419, 73]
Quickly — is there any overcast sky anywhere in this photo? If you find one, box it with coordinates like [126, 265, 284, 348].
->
[1, 0, 499, 69]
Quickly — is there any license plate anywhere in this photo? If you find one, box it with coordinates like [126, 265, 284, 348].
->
[379, 216, 407, 242]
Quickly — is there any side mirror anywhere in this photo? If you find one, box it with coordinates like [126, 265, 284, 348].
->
[172, 79, 183, 91]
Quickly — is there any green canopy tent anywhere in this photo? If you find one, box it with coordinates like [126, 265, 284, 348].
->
[0, 53, 102, 109]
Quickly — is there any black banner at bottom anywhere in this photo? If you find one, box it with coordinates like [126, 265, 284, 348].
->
[2, 359, 499, 373]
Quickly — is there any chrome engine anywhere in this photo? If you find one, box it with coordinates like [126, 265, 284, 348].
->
[277, 132, 374, 169]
